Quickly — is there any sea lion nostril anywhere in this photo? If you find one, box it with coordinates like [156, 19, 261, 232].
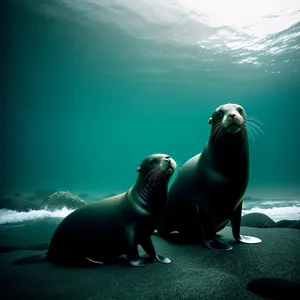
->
[229, 113, 236, 118]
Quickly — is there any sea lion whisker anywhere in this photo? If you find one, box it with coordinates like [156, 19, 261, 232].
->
[247, 122, 263, 139]
[211, 126, 221, 138]
[211, 120, 221, 132]
[145, 165, 160, 180]
[147, 164, 160, 174]
[211, 122, 222, 137]
[245, 125, 255, 141]
[146, 171, 160, 187]
[149, 173, 160, 187]
[148, 167, 163, 186]
[214, 125, 222, 146]
[148, 173, 158, 186]
[148, 166, 161, 181]
[211, 125, 222, 145]
[154, 167, 167, 186]
[247, 123, 260, 140]
[146, 168, 160, 180]
[247, 120, 264, 135]
[246, 116, 264, 126]
[247, 126, 255, 142]
[247, 117, 263, 124]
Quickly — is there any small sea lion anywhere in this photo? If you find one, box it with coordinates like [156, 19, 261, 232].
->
[3, 154, 176, 267]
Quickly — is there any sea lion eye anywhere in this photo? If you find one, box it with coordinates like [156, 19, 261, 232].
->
[216, 110, 223, 117]
[237, 107, 243, 114]
[149, 160, 155, 165]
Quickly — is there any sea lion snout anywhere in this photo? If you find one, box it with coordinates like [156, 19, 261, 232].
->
[222, 107, 245, 134]
[139, 154, 176, 186]
[162, 156, 177, 173]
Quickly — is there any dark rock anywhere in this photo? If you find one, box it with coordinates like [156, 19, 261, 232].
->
[276, 219, 297, 228]
[0, 196, 41, 212]
[33, 189, 57, 201]
[241, 213, 277, 228]
[291, 220, 300, 229]
[248, 278, 300, 299]
[42, 191, 87, 211]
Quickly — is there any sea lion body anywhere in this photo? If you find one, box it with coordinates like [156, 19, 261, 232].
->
[47, 154, 176, 266]
[159, 103, 262, 250]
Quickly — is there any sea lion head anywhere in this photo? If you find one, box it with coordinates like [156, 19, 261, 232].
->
[137, 154, 177, 187]
[209, 103, 246, 136]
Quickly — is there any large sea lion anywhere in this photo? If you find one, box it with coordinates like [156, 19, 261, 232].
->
[158, 103, 262, 250]
[2, 154, 177, 267]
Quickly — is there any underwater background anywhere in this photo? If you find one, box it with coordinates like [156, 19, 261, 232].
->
[1, 0, 300, 226]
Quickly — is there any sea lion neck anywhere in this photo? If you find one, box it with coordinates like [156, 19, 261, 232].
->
[132, 180, 168, 212]
[208, 130, 248, 154]
[207, 133, 249, 176]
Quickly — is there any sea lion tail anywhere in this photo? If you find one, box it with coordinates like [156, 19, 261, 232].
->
[247, 278, 300, 299]
[0, 242, 50, 254]
[12, 253, 48, 265]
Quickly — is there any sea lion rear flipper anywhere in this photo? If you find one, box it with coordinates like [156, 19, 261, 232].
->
[231, 202, 262, 244]
[140, 237, 171, 264]
[84, 257, 104, 265]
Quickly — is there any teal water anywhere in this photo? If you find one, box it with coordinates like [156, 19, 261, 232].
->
[2, 0, 300, 199]
[1, 5, 300, 300]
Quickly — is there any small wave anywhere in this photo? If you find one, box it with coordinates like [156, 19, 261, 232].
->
[243, 205, 300, 221]
[0, 208, 74, 225]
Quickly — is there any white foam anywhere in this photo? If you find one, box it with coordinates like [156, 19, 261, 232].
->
[0, 208, 74, 225]
[1, 204, 299, 225]
[243, 205, 300, 221]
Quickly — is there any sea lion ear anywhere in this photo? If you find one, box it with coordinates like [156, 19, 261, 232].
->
[208, 118, 212, 125]
[137, 167, 142, 172]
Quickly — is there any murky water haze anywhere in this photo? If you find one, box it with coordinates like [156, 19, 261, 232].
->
[2, 0, 300, 199]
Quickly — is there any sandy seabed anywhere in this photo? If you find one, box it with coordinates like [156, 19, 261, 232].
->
[0, 227, 300, 300]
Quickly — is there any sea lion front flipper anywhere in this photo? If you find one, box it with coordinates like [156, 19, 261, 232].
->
[204, 238, 233, 250]
[128, 257, 150, 267]
[235, 235, 262, 244]
[231, 202, 262, 244]
[125, 227, 147, 267]
[196, 204, 233, 250]
[156, 255, 171, 263]
[140, 237, 171, 264]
